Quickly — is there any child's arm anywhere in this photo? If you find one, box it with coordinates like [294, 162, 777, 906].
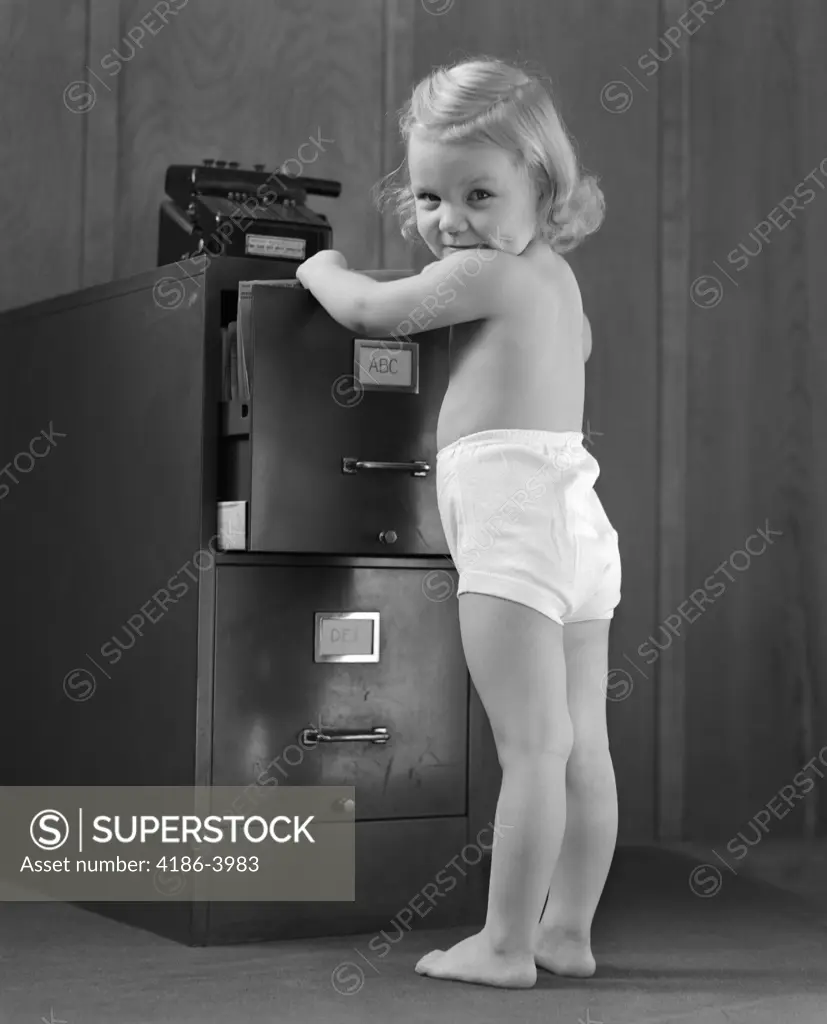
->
[296, 248, 520, 337]
[582, 313, 592, 362]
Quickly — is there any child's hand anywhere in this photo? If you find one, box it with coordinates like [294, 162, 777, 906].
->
[296, 249, 348, 288]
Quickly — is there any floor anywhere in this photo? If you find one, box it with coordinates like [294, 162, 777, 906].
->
[1, 842, 825, 1024]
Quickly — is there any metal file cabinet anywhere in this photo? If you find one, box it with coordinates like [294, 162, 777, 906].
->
[0, 256, 499, 945]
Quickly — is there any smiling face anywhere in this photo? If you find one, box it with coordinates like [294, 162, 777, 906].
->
[408, 130, 541, 259]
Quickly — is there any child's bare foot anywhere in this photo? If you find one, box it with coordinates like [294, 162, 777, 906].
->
[415, 931, 537, 989]
[533, 925, 596, 978]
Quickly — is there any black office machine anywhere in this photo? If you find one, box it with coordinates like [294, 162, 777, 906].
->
[158, 159, 338, 266]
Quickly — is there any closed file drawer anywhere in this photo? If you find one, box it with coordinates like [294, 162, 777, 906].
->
[213, 564, 468, 819]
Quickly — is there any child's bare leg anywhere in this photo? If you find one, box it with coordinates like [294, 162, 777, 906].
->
[415, 594, 572, 989]
[535, 618, 618, 977]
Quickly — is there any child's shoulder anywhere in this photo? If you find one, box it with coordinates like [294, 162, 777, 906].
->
[515, 244, 581, 303]
[525, 242, 573, 279]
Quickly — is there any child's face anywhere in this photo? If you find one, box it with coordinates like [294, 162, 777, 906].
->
[408, 131, 540, 259]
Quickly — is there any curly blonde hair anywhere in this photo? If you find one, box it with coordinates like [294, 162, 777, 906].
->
[374, 56, 605, 255]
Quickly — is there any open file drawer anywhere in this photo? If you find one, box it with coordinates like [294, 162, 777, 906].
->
[219, 281, 451, 556]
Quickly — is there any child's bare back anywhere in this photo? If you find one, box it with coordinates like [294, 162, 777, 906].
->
[436, 243, 586, 451]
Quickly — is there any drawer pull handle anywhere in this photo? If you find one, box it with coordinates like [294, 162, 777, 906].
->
[342, 458, 429, 478]
[299, 726, 390, 747]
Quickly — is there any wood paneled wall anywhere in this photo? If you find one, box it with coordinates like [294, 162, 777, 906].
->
[0, 0, 88, 308]
[2, 0, 825, 844]
[685, 0, 827, 842]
